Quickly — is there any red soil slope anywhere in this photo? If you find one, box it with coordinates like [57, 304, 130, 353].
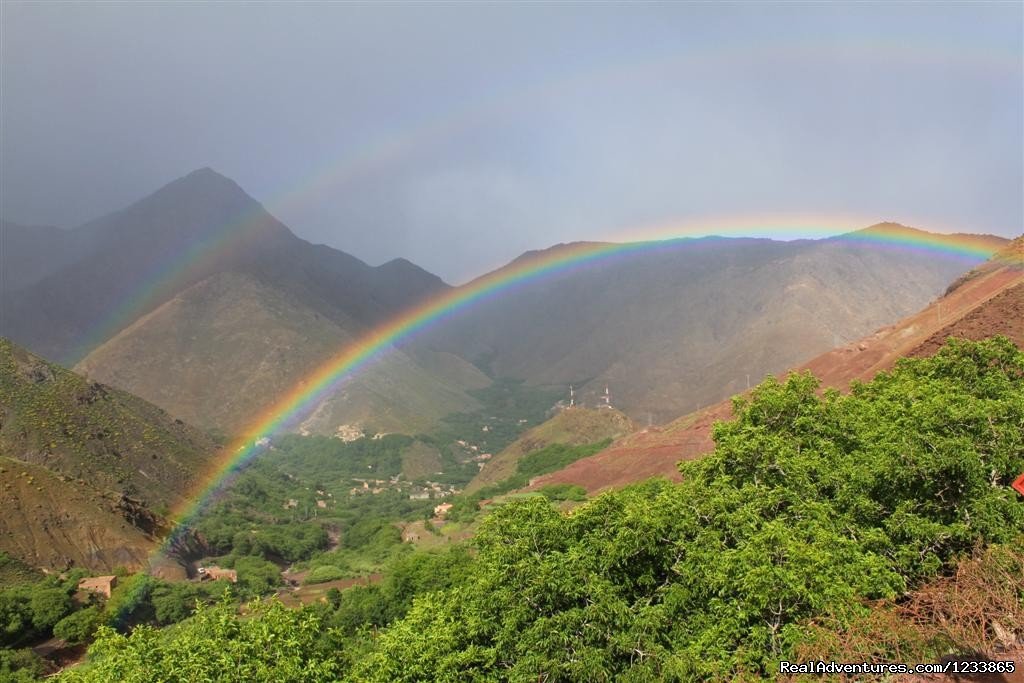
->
[532, 238, 1024, 494]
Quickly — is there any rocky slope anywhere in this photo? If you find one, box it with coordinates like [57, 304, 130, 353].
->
[530, 236, 1023, 493]
[4, 168, 489, 437]
[422, 225, 1006, 425]
[75, 271, 488, 436]
[1, 168, 448, 364]
[0, 338, 214, 573]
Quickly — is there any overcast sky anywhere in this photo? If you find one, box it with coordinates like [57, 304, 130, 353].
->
[2, 1, 1021, 282]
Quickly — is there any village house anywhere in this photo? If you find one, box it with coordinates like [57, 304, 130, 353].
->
[198, 566, 238, 583]
[433, 502, 453, 518]
[78, 575, 117, 599]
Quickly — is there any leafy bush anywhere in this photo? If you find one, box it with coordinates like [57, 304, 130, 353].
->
[0, 646, 46, 682]
[222, 556, 282, 597]
[303, 566, 345, 585]
[537, 483, 587, 502]
[53, 606, 101, 644]
[55, 339, 1024, 682]
[59, 598, 342, 683]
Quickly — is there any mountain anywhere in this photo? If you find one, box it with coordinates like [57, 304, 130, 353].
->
[4, 168, 487, 437]
[75, 271, 488, 435]
[421, 224, 1007, 424]
[529, 236, 1023, 493]
[1, 168, 448, 365]
[0, 338, 214, 573]
[465, 406, 634, 493]
[0, 220, 86, 292]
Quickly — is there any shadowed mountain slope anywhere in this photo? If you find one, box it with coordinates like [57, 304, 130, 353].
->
[2, 169, 489, 438]
[1, 168, 447, 365]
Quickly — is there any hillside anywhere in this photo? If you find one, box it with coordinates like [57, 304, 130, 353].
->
[466, 407, 634, 493]
[422, 225, 1006, 424]
[74, 272, 488, 436]
[531, 236, 1023, 493]
[0, 338, 215, 573]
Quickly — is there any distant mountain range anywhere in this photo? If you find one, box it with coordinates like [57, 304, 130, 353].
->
[421, 225, 1007, 423]
[1, 168, 1007, 439]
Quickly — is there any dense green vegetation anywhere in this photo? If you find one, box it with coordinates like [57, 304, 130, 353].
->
[51, 338, 1024, 680]
[271, 433, 413, 482]
[433, 379, 564, 453]
[0, 569, 233, 680]
[188, 378, 561, 579]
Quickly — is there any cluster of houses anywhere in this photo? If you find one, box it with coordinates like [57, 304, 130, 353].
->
[348, 478, 394, 496]
[408, 481, 457, 501]
[452, 440, 494, 469]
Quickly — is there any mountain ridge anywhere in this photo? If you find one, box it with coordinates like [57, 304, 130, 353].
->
[420, 225, 1005, 424]
[528, 236, 1023, 493]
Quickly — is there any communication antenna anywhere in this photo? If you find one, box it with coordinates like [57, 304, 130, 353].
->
[603, 384, 612, 408]
[569, 384, 575, 408]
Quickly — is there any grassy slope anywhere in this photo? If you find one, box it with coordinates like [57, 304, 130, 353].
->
[0, 338, 214, 573]
[466, 407, 634, 493]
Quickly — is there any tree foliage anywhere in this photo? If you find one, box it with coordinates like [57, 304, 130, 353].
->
[59, 597, 342, 683]
[359, 337, 1024, 680]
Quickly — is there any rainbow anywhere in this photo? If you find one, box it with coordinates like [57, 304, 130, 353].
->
[148, 220, 1012, 567]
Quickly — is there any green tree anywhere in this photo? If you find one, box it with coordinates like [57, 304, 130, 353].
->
[59, 598, 342, 683]
[28, 586, 72, 631]
[53, 606, 101, 644]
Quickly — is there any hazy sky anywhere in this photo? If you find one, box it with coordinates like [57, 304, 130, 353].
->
[2, 2, 1021, 282]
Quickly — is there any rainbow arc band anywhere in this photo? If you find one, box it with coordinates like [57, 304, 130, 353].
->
[148, 225, 1014, 570]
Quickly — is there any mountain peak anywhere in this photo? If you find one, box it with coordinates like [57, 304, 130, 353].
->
[156, 166, 252, 202]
